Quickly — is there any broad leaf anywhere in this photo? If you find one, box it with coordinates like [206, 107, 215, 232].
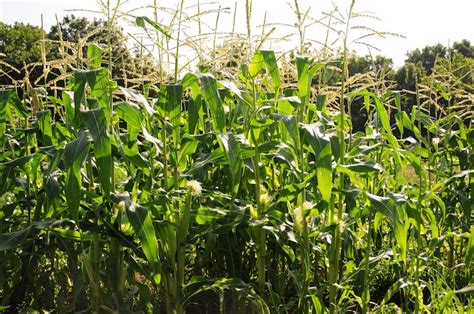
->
[200, 73, 226, 133]
[81, 108, 112, 195]
[218, 133, 243, 196]
[64, 131, 90, 221]
[303, 123, 333, 203]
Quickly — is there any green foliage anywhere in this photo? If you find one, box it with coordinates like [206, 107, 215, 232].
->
[0, 22, 45, 85]
[0, 46, 471, 312]
[405, 43, 448, 74]
[0, 4, 473, 311]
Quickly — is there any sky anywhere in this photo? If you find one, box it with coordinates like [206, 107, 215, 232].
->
[1, 0, 473, 68]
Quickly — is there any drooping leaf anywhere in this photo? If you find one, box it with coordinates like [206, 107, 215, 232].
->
[166, 84, 183, 145]
[0, 226, 32, 251]
[218, 133, 243, 196]
[64, 131, 90, 221]
[303, 123, 333, 203]
[136, 16, 172, 39]
[296, 58, 325, 107]
[200, 73, 226, 133]
[455, 284, 474, 295]
[273, 114, 298, 146]
[367, 193, 396, 225]
[350, 91, 401, 165]
[381, 279, 402, 306]
[117, 193, 161, 284]
[1, 90, 28, 147]
[183, 73, 203, 134]
[37, 110, 54, 146]
[439, 291, 456, 312]
[87, 44, 102, 70]
[81, 108, 112, 195]
[465, 226, 474, 269]
[0, 90, 9, 148]
[115, 101, 143, 140]
[120, 86, 156, 116]
[74, 69, 112, 121]
[340, 161, 383, 173]
[249, 50, 281, 92]
[367, 192, 408, 263]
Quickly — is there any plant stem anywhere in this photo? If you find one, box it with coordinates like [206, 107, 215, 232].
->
[174, 0, 185, 83]
[251, 79, 265, 294]
[329, 2, 355, 312]
[362, 211, 372, 314]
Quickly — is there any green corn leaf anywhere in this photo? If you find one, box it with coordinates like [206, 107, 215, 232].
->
[81, 108, 112, 195]
[372, 95, 401, 165]
[367, 193, 396, 225]
[113, 193, 161, 284]
[316, 94, 328, 113]
[136, 16, 172, 39]
[177, 138, 198, 170]
[465, 226, 474, 269]
[73, 71, 87, 120]
[340, 161, 383, 173]
[52, 228, 94, 242]
[273, 114, 299, 146]
[61, 91, 75, 123]
[64, 131, 90, 221]
[296, 58, 325, 107]
[422, 207, 439, 239]
[183, 73, 203, 134]
[195, 207, 226, 225]
[166, 84, 183, 146]
[1, 90, 28, 121]
[187, 95, 201, 134]
[249, 50, 281, 92]
[439, 291, 456, 312]
[350, 91, 401, 165]
[275, 96, 299, 115]
[88, 69, 111, 120]
[219, 80, 252, 107]
[87, 44, 102, 70]
[2, 155, 33, 168]
[74, 69, 112, 123]
[37, 110, 54, 146]
[120, 86, 156, 116]
[303, 123, 333, 203]
[0, 90, 8, 148]
[393, 211, 408, 264]
[0, 226, 33, 251]
[114, 101, 143, 140]
[367, 193, 408, 263]
[371, 96, 391, 136]
[381, 279, 402, 306]
[200, 73, 226, 133]
[218, 133, 243, 196]
[248, 50, 265, 77]
[1, 90, 28, 148]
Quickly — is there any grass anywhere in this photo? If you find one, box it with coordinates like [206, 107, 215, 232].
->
[0, 0, 473, 313]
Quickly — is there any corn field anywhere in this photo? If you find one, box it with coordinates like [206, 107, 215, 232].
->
[0, 0, 473, 313]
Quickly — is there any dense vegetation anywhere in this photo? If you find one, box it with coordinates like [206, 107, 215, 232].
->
[0, 1, 473, 313]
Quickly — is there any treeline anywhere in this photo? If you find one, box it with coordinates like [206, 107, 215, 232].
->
[0, 15, 158, 91]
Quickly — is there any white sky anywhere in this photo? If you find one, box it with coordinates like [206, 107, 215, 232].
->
[1, 0, 473, 68]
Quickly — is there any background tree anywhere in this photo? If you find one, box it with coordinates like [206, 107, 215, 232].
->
[405, 43, 447, 75]
[0, 22, 45, 86]
[452, 39, 474, 59]
[47, 15, 138, 88]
